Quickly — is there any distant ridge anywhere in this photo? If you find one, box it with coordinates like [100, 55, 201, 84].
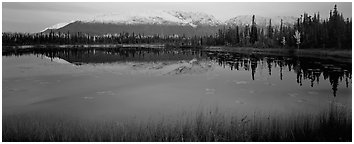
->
[41, 10, 297, 36]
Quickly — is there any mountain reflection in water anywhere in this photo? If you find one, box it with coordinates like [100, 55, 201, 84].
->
[3, 47, 351, 97]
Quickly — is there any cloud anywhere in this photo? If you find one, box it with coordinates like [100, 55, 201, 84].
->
[3, 2, 95, 14]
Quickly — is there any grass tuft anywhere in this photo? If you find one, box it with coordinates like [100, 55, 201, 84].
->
[3, 103, 351, 142]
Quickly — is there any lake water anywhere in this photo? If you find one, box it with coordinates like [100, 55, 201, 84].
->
[2, 47, 352, 121]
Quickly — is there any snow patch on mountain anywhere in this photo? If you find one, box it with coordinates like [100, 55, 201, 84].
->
[82, 11, 180, 25]
[165, 10, 222, 26]
[40, 22, 73, 32]
[80, 10, 222, 27]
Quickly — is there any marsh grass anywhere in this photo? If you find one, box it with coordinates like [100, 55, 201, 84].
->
[3, 103, 351, 142]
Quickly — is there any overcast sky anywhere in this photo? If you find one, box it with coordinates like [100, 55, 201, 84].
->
[2, 2, 352, 33]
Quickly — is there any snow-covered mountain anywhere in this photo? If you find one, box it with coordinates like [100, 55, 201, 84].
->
[41, 10, 298, 36]
[81, 10, 222, 28]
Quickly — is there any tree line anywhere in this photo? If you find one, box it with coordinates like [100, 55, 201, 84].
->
[212, 5, 351, 49]
[2, 5, 351, 49]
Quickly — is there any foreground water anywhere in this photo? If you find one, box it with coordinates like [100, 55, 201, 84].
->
[2, 47, 352, 121]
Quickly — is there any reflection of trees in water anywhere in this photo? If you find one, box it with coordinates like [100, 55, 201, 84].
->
[3, 48, 351, 97]
[3, 47, 206, 64]
[207, 51, 351, 97]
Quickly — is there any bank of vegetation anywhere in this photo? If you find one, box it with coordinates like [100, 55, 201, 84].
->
[3, 103, 351, 142]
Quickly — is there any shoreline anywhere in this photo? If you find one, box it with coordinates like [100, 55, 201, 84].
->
[2, 44, 166, 49]
[206, 46, 352, 63]
[2, 44, 351, 62]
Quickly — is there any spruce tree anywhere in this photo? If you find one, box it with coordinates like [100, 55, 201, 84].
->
[250, 15, 258, 44]
[268, 19, 273, 39]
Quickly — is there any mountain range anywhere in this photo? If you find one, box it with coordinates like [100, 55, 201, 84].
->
[42, 10, 297, 37]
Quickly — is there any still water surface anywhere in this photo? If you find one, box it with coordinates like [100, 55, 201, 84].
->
[3, 47, 352, 120]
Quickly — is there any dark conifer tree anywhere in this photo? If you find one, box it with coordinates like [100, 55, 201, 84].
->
[250, 15, 258, 44]
[267, 19, 273, 39]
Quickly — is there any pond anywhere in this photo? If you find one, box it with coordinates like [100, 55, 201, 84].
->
[2, 47, 352, 121]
